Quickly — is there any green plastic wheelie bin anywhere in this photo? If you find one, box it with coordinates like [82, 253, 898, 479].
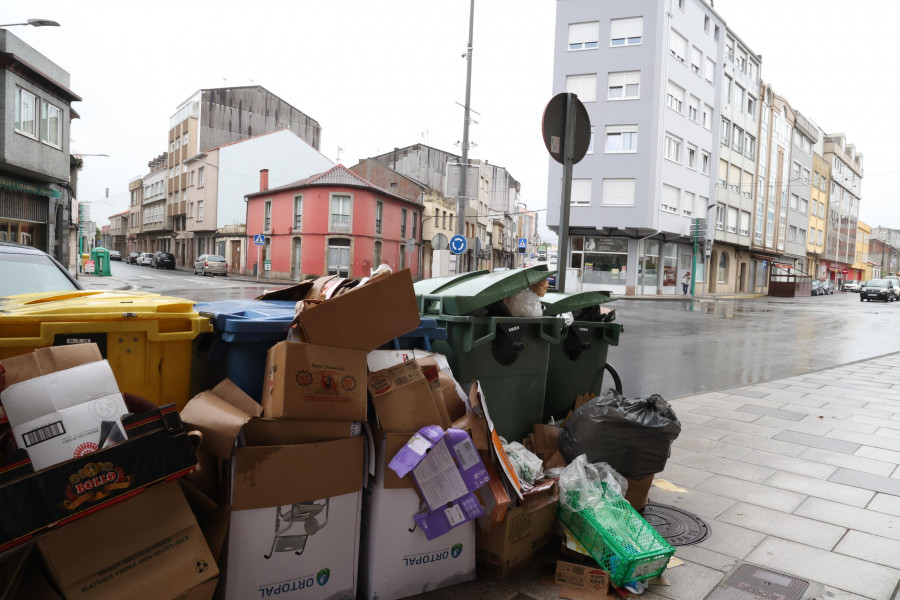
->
[413, 270, 489, 312]
[542, 291, 623, 422]
[415, 265, 562, 442]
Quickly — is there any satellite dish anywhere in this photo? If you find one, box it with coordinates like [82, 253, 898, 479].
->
[432, 233, 449, 250]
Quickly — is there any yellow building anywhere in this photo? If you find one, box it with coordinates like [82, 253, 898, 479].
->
[856, 221, 873, 282]
[807, 153, 830, 277]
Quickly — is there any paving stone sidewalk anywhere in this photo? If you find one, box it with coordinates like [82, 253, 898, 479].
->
[418, 352, 900, 600]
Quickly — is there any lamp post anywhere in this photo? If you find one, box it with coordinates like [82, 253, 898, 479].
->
[0, 19, 60, 28]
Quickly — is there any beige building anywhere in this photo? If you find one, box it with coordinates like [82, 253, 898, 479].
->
[855, 221, 872, 281]
[807, 150, 830, 277]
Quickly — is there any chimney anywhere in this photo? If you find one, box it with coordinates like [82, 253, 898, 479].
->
[260, 169, 269, 192]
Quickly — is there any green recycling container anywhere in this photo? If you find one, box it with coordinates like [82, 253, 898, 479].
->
[415, 265, 562, 442]
[414, 270, 489, 313]
[542, 291, 623, 422]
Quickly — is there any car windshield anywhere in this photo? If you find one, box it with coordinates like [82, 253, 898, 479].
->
[207, 255, 225, 262]
[867, 280, 887, 288]
[0, 253, 78, 296]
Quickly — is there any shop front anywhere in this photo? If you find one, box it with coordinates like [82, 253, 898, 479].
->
[570, 236, 629, 295]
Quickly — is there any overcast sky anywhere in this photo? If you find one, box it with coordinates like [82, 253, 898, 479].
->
[11, 0, 897, 236]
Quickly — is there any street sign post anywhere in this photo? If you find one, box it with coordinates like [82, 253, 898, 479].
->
[449, 234, 468, 255]
[518, 237, 527, 254]
[253, 234, 265, 281]
[690, 218, 707, 296]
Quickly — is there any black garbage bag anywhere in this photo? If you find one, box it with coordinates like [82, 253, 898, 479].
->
[559, 390, 681, 479]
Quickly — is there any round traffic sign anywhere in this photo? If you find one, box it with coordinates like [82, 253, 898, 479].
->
[542, 92, 591, 165]
[449, 235, 468, 255]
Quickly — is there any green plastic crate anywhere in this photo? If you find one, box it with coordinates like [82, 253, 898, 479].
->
[558, 484, 674, 587]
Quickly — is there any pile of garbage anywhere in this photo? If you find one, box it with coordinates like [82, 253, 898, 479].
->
[0, 266, 681, 600]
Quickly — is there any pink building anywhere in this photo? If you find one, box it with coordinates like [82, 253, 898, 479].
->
[245, 165, 423, 280]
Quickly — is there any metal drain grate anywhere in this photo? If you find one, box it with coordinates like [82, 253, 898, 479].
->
[719, 564, 809, 600]
[641, 502, 710, 546]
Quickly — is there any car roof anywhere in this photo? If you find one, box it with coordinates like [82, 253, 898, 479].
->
[0, 241, 49, 255]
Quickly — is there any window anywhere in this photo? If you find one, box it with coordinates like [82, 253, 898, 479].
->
[721, 117, 730, 146]
[600, 179, 634, 206]
[399, 245, 407, 270]
[732, 125, 744, 152]
[791, 162, 801, 181]
[817, 229, 823, 245]
[801, 167, 810, 185]
[375, 201, 383, 234]
[666, 82, 684, 113]
[14, 88, 37, 137]
[701, 151, 710, 175]
[40, 101, 62, 147]
[789, 194, 799, 211]
[684, 192, 695, 216]
[727, 207, 738, 233]
[715, 204, 726, 230]
[726, 39, 734, 62]
[743, 171, 752, 197]
[568, 21, 599, 50]
[264, 200, 272, 231]
[327, 238, 351, 277]
[587, 127, 595, 154]
[330, 194, 352, 231]
[661, 185, 679, 213]
[729, 165, 741, 193]
[197, 201, 204, 222]
[736, 51, 746, 73]
[739, 211, 750, 236]
[607, 71, 640, 99]
[691, 47, 702, 74]
[401, 208, 407, 237]
[571, 179, 592, 206]
[182, 133, 188, 148]
[788, 225, 798, 242]
[411, 212, 417, 240]
[566, 74, 597, 102]
[818, 202, 825, 218]
[669, 29, 687, 62]
[800, 198, 808, 215]
[610, 17, 642, 46]
[688, 96, 699, 122]
[799, 228, 807, 244]
[744, 135, 755, 160]
[198, 167, 205, 188]
[718, 252, 728, 284]
[687, 144, 697, 169]
[293, 195, 303, 230]
[373, 240, 382, 266]
[664, 134, 682, 163]
[705, 58, 715, 83]
[702, 104, 712, 129]
[747, 95, 756, 119]
[605, 125, 638, 153]
[704, 15, 710, 33]
[722, 75, 732, 105]
[749, 61, 758, 80]
[717, 160, 728, 188]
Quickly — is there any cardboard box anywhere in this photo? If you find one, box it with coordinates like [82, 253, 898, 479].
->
[367, 361, 444, 433]
[263, 341, 367, 421]
[359, 430, 476, 600]
[180, 380, 365, 600]
[474, 459, 511, 533]
[475, 500, 558, 579]
[555, 560, 615, 600]
[0, 544, 64, 600]
[625, 475, 654, 511]
[0, 404, 198, 552]
[38, 482, 218, 600]
[291, 269, 420, 352]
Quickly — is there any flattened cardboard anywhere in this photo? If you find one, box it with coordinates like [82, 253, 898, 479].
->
[475, 501, 557, 579]
[292, 269, 420, 352]
[533, 424, 561, 460]
[38, 482, 218, 600]
[474, 459, 511, 533]
[367, 361, 443, 433]
[422, 365, 452, 430]
[263, 341, 367, 420]
[0, 344, 102, 389]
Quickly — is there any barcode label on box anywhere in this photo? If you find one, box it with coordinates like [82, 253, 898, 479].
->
[23, 421, 66, 447]
[631, 556, 668, 578]
[453, 437, 480, 471]
[444, 504, 466, 527]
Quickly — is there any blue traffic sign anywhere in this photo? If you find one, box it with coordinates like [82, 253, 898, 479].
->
[253, 234, 265, 246]
[449, 235, 468, 255]
[518, 238, 527, 253]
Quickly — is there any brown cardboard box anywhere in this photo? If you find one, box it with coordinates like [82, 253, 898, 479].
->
[367, 361, 444, 433]
[0, 544, 64, 600]
[475, 500, 557, 579]
[263, 340, 367, 420]
[625, 475, 654, 511]
[533, 424, 561, 461]
[0, 344, 102, 389]
[555, 560, 615, 600]
[474, 459, 511, 533]
[290, 269, 420, 352]
[37, 482, 218, 600]
[421, 364, 452, 429]
[416, 356, 466, 421]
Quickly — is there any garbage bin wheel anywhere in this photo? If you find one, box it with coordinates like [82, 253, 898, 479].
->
[604, 363, 623, 394]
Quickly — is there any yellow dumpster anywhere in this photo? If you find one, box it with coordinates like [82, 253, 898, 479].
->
[0, 290, 212, 410]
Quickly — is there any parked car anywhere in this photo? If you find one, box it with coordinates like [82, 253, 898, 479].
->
[193, 254, 228, 276]
[127, 252, 140, 264]
[817, 279, 834, 295]
[884, 276, 900, 299]
[810, 280, 822, 296]
[151, 251, 176, 270]
[136, 252, 154, 266]
[843, 280, 861, 293]
[108, 250, 122, 261]
[0, 242, 82, 296]
[860, 279, 896, 302]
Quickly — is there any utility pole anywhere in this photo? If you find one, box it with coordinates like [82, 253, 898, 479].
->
[456, 0, 475, 273]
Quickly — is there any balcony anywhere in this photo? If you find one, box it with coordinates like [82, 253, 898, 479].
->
[331, 214, 350, 231]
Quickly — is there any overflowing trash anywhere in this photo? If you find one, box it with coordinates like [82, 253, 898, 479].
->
[0, 265, 689, 599]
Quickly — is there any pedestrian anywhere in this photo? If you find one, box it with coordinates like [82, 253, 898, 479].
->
[682, 271, 691, 296]
[837, 278, 843, 292]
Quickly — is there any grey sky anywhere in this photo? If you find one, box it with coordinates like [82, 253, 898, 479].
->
[11, 1, 895, 236]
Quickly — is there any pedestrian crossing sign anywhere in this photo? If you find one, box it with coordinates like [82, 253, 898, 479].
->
[518, 238, 527, 253]
[253, 234, 265, 245]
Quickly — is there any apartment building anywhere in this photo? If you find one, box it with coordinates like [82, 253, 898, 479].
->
[822, 134, 863, 280]
[785, 112, 817, 272]
[166, 86, 322, 266]
[808, 142, 831, 276]
[549, 0, 726, 295]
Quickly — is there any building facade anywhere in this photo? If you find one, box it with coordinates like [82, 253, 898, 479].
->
[821, 134, 863, 281]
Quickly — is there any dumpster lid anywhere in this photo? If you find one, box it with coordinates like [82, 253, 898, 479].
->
[541, 291, 616, 315]
[195, 299, 296, 334]
[0, 290, 200, 319]
[421, 265, 557, 316]
[413, 270, 490, 297]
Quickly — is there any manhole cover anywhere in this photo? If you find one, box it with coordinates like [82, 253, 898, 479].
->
[719, 564, 809, 600]
[642, 502, 710, 546]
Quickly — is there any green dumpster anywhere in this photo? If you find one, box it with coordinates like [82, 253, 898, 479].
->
[542, 291, 623, 422]
[89, 247, 112, 277]
[416, 265, 562, 442]
[414, 270, 489, 313]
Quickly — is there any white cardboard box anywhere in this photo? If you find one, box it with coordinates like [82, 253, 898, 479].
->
[359, 432, 476, 600]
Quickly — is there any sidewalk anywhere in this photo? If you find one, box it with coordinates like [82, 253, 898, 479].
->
[426, 351, 900, 600]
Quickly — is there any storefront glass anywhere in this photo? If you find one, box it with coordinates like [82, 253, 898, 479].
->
[662, 243, 678, 287]
[641, 240, 660, 287]
[571, 236, 628, 285]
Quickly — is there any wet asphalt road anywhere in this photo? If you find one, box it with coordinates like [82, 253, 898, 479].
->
[606, 292, 900, 400]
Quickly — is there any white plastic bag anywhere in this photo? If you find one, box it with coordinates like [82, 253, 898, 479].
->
[502, 288, 543, 317]
[557, 455, 628, 513]
[501, 440, 545, 488]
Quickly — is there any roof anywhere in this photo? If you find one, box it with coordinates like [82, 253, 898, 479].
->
[246, 164, 423, 207]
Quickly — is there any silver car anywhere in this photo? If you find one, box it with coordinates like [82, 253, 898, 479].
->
[193, 254, 228, 276]
[884, 276, 900, 299]
[137, 252, 154, 266]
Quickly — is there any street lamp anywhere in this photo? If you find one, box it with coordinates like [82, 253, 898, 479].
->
[0, 18, 60, 28]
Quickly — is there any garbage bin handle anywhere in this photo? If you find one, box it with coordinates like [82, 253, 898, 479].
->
[539, 317, 564, 344]
[468, 317, 498, 351]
